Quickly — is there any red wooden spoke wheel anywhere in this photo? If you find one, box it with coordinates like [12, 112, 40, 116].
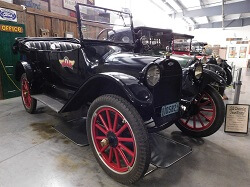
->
[87, 95, 150, 184]
[91, 106, 136, 173]
[176, 86, 225, 137]
[180, 92, 216, 131]
[21, 76, 32, 109]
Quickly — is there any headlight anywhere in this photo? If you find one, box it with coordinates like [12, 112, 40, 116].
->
[122, 36, 130, 43]
[146, 65, 161, 86]
[194, 63, 203, 79]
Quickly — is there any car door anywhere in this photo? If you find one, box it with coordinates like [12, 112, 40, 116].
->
[49, 42, 82, 88]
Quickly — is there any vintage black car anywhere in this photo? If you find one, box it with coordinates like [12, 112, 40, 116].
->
[13, 3, 188, 184]
[13, 4, 226, 184]
[107, 26, 225, 137]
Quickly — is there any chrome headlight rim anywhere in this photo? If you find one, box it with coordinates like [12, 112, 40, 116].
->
[145, 64, 161, 87]
[194, 62, 203, 80]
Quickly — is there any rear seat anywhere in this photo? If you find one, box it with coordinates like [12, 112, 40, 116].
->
[25, 41, 81, 51]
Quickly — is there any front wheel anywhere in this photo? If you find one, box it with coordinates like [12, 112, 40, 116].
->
[87, 94, 150, 184]
[176, 86, 225, 137]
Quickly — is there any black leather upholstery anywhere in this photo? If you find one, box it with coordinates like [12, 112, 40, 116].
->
[25, 41, 80, 51]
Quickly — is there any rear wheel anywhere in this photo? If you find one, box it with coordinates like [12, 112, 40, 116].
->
[21, 73, 37, 113]
[87, 94, 150, 184]
[176, 86, 225, 137]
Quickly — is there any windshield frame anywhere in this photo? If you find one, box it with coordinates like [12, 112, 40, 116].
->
[75, 3, 135, 46]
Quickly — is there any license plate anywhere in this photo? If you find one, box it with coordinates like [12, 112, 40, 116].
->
[161, 102, 179, 117]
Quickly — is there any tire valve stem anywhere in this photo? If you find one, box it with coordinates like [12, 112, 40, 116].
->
[122, 119, 127, 124]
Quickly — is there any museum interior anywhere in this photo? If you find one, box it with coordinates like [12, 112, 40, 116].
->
[0, 0, 249, 186]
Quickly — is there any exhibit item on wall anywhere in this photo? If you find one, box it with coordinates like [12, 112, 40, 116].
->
[228, 47, 237, 58]
[225, 104, 249, 134]
[63, 0, 91, 10]
[226, 38, 242, 41]
[239, 46, 247, 58]
[249, 41, 250, 54]
[2, 0, 13, 3]
[0, 8, 17, 22]
[13, 0, 43, 10]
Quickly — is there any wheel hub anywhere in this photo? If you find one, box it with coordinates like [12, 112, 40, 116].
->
[189, 103, 200, 116]
[24, 91, 28, 96]
[107, 131, 118, 148]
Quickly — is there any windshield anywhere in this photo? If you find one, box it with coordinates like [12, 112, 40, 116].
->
[136, 29, 172, 55]
[173, 38, 191, 52]
[77, 4, 133, 44]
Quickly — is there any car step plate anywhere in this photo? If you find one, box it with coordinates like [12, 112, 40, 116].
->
[53, 117, 89, 146]
[145, 133, 192, 176]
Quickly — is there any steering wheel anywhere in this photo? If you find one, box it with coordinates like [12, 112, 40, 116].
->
[97, 28, 116, 40]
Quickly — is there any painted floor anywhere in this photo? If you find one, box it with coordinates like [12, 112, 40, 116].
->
[0, 69, 249, 187]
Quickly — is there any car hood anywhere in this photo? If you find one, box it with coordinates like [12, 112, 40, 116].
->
[106, 52, 160, 66]
[170, 54, 195, 68]
[103, 52, 162, 77]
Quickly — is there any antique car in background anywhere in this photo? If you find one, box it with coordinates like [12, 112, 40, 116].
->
[191, 41, 208, 56]
[172, 33, 194, 55]
[171, 32, 231, 95]
[107, 26, 225, 137]
[13, 3, 188, 184]
[172, 33, 232, 86]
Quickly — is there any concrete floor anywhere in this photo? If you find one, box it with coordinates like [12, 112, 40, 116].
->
[0, 69, 250, 187]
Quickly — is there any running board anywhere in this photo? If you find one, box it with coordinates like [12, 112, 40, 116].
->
[145, 133, 192, 176]
[32, 94, 66, 113]
[52, 117, 88, 146]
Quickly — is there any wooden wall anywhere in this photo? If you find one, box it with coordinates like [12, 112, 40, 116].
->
[0, 1, 105, 38]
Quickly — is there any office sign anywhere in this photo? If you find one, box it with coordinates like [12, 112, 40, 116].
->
[0, 24, 23, 33]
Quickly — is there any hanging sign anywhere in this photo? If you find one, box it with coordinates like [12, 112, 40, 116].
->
[0, 8, 17, 22]
[63, 0, 87, 11]
[225, 104, 249, 134]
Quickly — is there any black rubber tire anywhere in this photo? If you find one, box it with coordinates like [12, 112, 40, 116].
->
[21, 73, 37, 114]
[87, 94, 150, 184]
[175, 85, 225, 137]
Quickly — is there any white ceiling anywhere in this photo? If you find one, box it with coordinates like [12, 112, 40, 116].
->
[95, 0, 250, 29]
[157, 0, 250, 26]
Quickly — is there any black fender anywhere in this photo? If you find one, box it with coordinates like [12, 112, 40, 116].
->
[204, 64, 226, 79]
[181, 67, 226, 101]
[15, 61, 33, 82]
[60, 72, 154, 119]
[15, 60, 43, 94]
[201, 68, 226, 90]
